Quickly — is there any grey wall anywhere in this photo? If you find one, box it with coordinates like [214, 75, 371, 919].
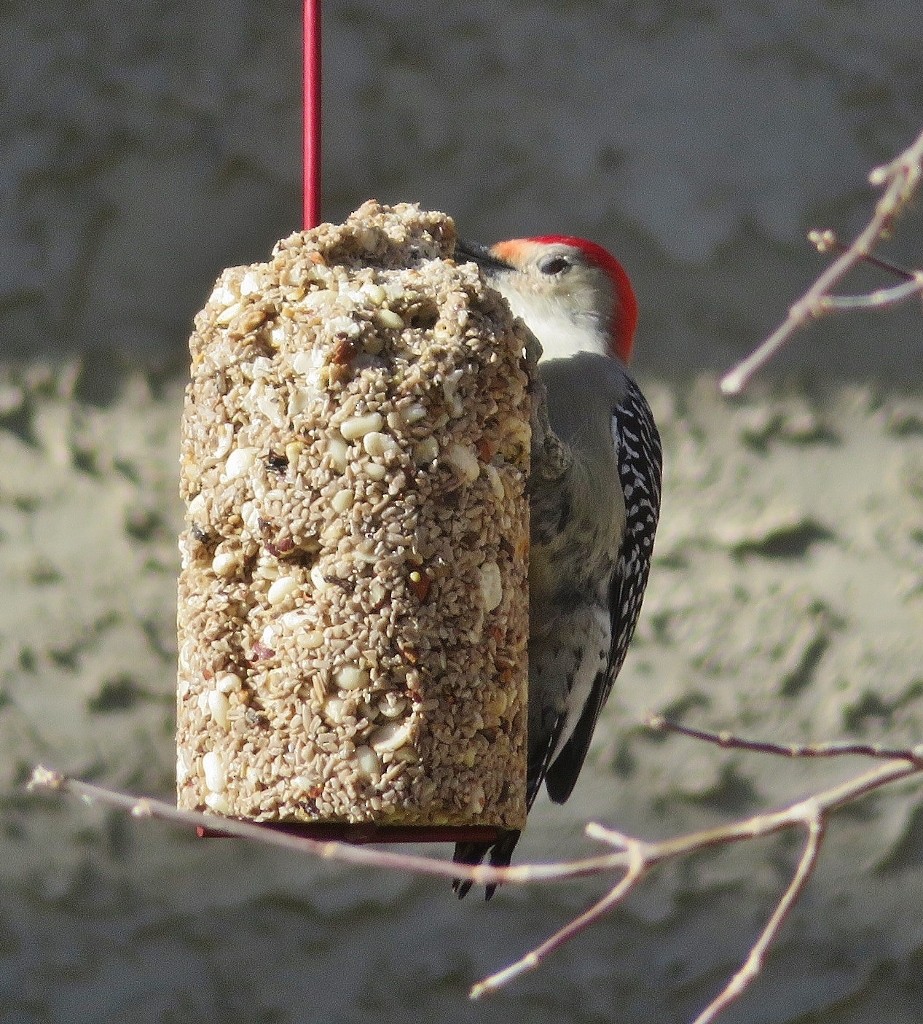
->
[3, 1, 921, 379]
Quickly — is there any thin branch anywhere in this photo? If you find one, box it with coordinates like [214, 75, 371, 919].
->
[820, 277, 923, 310]
[470, 840, 649, 999]
[25, 766, 624, 888]
[721, 127, 923, 395]
[28, 744, 923, 1023]
[467, 755, 919, 1011]
[691, 816, 826, 1024]
[594, 759, 917, 863]
[808, 229, 917, 280]
[647, 714, 923, 765]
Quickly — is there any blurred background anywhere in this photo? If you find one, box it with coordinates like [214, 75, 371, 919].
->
[3, 0, 922, 378]
[1, 3, 922, 1023]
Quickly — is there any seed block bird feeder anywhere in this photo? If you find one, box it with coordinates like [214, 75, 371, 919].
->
[176, 3, 530, 840]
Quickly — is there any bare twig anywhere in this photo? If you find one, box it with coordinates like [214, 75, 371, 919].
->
[647, 714, 923, 765]
[477, 754, 918, 1018]
[820, 278, 923, 310]
[808, 229, 916, 281]
[28, 740, 923, 1023]
[720, 127, 923, 395]
[691, 816, 826, 1024]
[470, 835, 649, 999]
[25, 766, 622, 888]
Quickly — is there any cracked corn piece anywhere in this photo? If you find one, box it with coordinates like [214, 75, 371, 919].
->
[177, 201, 531, 828]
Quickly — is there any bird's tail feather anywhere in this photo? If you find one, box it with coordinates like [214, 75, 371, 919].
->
[452, 830, 521, 900]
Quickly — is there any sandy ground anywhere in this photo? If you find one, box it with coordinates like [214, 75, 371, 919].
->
[1, 358, 922, 1024]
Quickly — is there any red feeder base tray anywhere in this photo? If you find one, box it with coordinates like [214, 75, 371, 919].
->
[196, 821, 505, 844]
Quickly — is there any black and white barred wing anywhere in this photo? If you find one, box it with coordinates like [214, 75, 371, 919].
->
[544, 377, 662, 804]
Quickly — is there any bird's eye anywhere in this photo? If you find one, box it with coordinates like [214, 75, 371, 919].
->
[539, 255, 571, 275]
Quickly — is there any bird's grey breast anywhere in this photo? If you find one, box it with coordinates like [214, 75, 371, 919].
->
[529, 354, 628, 622]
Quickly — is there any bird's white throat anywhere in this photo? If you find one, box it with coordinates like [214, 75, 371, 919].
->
[497, 289, 609, 361]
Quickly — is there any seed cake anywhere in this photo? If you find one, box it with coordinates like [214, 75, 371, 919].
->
[177, 201, 532, 828]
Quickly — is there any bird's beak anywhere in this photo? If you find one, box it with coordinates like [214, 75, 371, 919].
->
[455, 238, 514, 274]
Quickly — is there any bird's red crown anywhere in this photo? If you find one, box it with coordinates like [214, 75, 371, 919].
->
[530, 235, 638, 364]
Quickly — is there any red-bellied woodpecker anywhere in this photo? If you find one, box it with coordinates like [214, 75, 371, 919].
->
[452, 236, 662, 898]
